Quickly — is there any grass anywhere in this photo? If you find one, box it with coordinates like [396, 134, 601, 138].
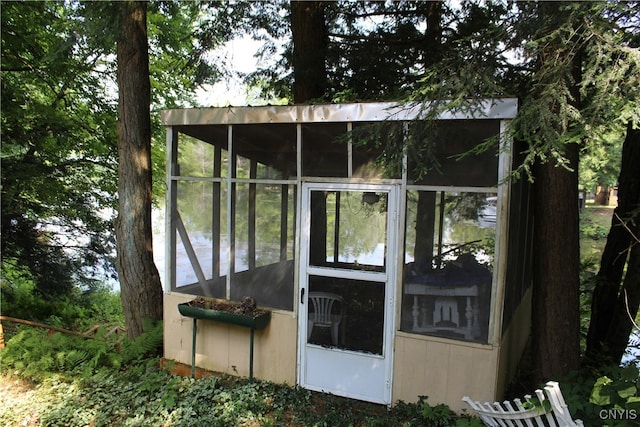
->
[579, 202, 614, 260]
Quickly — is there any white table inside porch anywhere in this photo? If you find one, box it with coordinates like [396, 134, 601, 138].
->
[405, 282, 481, 340]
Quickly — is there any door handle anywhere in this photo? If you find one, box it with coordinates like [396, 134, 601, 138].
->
[301, 288, 305, 304]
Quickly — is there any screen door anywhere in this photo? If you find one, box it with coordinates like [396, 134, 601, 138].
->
[298, 182, 398, 404]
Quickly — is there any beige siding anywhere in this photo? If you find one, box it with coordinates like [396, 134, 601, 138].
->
[163, 293, 297, 385]
[164, 290, 530, 412]
[392, 332, 499, 412]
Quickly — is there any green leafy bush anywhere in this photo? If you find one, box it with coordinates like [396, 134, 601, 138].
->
[558, 365, 640, 426]
[1, 258, 124, 331]
[420, 399, 457, 426]
[589, 365, 640, 427]
[580, 220, 610, 241]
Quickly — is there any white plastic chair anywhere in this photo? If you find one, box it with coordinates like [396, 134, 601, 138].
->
[462, 381, 583, 426]
[307, 292, 344, 346]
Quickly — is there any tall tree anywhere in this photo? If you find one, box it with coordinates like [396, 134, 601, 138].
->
[290, 0, 327, 102]
[529, 1, 582, 382]
[248, 1, 450, 102]
[115, 1, 163, 338]
[579, 0, 640, 367]
[413, 1, 443, 270]
[586, 123, 640, 364]
[407, 0, 639, 380]
[290, 0, 329, 266]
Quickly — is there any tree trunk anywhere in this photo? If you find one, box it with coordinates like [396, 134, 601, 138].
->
[291, 1, 328, 264]
[290, 1, 327, 103]
[412, 2, 444, 273]
[531, 152, 582, 382]
[414, 191, 437, 270]
[586, 123, 640, 365]
[531, 1, 582, 383]
[422, 1, 443, 68]
[115, 1, 163, 339]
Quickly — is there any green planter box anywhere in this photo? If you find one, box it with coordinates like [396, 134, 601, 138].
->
[178, 303, 271, 330]
[177, 298, 271, 381]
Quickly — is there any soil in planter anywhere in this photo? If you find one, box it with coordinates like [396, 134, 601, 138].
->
[186, 296, 267, 317]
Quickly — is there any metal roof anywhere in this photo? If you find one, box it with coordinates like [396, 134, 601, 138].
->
[160, 99, 518, 126]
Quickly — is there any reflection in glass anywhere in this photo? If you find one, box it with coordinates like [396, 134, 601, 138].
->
[177, 134, 229, 178]
[311, 190, 387, 271]
[176, 181, 218, 287]
[402, 191, 496, 342]
[235, 183, 296, 272]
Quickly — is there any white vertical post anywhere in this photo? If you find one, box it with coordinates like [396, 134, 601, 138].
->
[226, 125, 234, 300]
[487, 119, 513, 344]
[164, 127, 177, 294]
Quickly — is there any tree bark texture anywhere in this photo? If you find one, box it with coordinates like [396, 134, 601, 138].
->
[531, 1, 582, 383]
[290, 1, 327, 103]
[532, 145, 582, 383]
[422, 1, 443, 68]
[115, 1, 163, 339]
[586, 123, 640, 364]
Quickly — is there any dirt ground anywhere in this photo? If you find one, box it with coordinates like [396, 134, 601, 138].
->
[0, 375, 41, 426]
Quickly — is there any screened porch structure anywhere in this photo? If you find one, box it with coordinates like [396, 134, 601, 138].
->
[161, 100, 534, 410]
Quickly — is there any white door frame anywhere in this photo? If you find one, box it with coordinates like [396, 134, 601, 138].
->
[297, 182, 399, 404]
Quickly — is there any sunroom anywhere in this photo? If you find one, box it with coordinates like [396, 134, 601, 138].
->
[160, 100, 533, 410]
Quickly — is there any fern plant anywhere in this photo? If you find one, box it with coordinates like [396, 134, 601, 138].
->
[0, 321, 163, 382]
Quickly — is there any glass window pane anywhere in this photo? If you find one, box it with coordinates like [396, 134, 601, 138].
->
[176, 127, 229, 178]
[171, 126, 295, 310]
[402, 190, 496, 343]
[234, 183, 249, 273]
[310, 190, 387, 272]
[230, 182, 296, 311]
[233, 183, 295, 270]
[255, 184, 293, 267]
[235, 155, 251, 179]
